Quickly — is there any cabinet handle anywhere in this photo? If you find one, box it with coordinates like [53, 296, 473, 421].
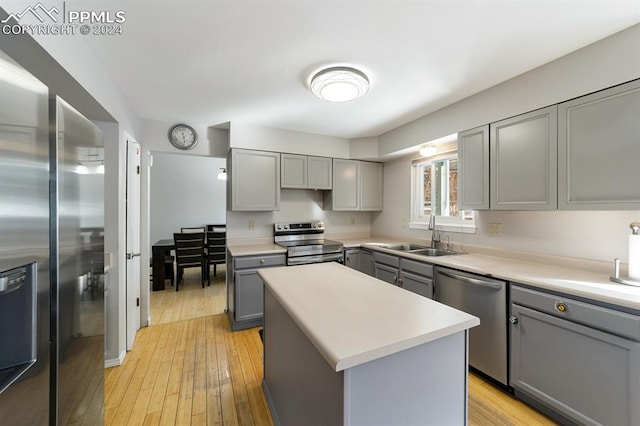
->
[509, 316, 518, 324]
[554, 301, 568, 313]
[260, 259, 265, 264]
[398, 278, 403, 288]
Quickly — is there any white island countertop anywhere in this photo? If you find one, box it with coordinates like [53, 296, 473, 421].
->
[258, 262, 479, 372]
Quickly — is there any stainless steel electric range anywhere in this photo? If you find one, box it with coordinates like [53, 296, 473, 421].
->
[274, 221, 344, 266]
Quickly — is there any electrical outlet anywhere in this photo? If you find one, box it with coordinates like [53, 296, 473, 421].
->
[488, 223, 503, 236]
[248, 220, 255, 230]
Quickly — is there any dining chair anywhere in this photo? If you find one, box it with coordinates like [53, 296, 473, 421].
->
[206, 229, 226, 283]
[173, 232, 206, 291]
[206, 224, 226, 232]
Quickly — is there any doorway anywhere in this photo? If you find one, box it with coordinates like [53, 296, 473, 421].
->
[148, 153, 227, 324]
[125, 138, 141, 350]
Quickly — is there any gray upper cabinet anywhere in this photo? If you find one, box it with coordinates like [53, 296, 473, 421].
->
[328, 159, 360, 210]
[281, 154, 332, 190]
[229, 148, 280, 211]
[360, 161, 383, 211]
[458, 125, 490, 210]
[281, 153, 307, 188]
[307, 156, 332, 190]
[325, 159, 383, 211]
[558, 79, 640, 210]
[490, 105, 558, 210]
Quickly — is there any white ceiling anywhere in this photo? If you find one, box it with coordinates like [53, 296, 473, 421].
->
[84, 0, 640, 139]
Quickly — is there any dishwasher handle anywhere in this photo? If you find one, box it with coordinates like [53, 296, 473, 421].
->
[437, 269, 503, 290]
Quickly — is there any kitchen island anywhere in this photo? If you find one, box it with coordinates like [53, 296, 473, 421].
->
[258, 262, 479, 426]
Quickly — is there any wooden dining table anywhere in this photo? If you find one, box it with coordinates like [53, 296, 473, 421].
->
[151, 239, 175, 291]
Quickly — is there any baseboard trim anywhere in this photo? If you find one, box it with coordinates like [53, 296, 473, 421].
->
[105, 349, 126, 368]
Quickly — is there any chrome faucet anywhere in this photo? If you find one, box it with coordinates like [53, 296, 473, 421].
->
[429, 215, 440, 249]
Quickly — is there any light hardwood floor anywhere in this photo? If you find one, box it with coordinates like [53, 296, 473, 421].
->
[150, 267, 227, 325]
[106, 268, 557, 425]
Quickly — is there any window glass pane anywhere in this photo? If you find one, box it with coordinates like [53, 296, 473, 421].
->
[448, 159, 458, 217]
[422, 164, 432, 216]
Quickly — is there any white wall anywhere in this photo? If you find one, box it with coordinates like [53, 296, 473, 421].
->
[141, 118, 229, 158]
[149, 153, 227, 245]
[373, 155, 639, 263]
[227, 189, 371, 239]
[377, 24, 640, 158]
[230, 122, 351, 158]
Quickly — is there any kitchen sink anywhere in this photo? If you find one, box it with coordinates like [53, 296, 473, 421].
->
[410, 248, 461, 257]
[383, 244, 462, 257]
[384, 243, 430, 251]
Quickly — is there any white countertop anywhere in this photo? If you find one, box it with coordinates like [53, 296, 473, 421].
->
[363, 245, 640, 311]
[259, 262, 479, 372]
[227, 242, 286, 257]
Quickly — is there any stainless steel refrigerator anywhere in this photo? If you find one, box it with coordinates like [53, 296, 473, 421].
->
[0, 49, 104, 425]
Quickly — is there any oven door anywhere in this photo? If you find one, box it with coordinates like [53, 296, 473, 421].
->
[287, 252, 344, 266]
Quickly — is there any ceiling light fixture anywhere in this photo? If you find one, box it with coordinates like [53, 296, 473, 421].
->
[419, 145, 438, 157]
[217, 168, 227, 181]
[310, 66, 370, 102]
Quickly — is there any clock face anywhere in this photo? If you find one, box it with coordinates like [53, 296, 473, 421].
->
[169, 124, 198, 150]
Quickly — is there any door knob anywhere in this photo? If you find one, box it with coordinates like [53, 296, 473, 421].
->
[509, 315, 518, 324]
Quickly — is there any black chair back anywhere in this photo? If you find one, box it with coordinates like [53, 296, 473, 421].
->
[173, 232, 206, 290]
[206, 229, 226, 283]
[181, 226, 206, 233]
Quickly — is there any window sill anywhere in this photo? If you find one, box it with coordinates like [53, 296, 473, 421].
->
[409, 221, 477, 234]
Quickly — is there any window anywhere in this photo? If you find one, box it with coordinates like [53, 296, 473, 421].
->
[410, 155, 475, 233]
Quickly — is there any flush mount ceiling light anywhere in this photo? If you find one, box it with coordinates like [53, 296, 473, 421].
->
[310, 66, 370, 102]
[419, 145, 438, 157]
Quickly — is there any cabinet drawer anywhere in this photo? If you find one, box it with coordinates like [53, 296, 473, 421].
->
[511, 285, 640, 341]
[234, 254, 286, 270]
[373, 251, 399, 268]
[400, 258, 433, 277]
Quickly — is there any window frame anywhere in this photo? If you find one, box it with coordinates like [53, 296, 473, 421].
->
[409, 155, 476, 234]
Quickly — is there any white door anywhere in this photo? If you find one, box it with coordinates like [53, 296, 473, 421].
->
[126, 139, 141, 350]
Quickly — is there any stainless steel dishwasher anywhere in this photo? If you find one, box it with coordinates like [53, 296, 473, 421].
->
[434, 266, 508, 386]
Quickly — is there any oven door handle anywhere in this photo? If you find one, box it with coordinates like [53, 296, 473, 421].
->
[437, 270, 503, 290]
[287, 252, 344, 266]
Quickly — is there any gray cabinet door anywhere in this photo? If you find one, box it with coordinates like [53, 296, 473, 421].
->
[281, 153, 307, 188]
[360, 161, 383, 211]
[235, 269, 264, 322]
[361, 250, 375, 277]
[558, 79, 640, 210]
[330, 159, 360, 210]
[231, 149, 280, 211]
[307, 156, 332, 190]
[458, 125, 489, 210]
[374, 263, 399, 286]
[490, 106, 557, 210]
[344, 249, 362, 271]
[400, 271, 433, 298]
[510, 303, 640, 426]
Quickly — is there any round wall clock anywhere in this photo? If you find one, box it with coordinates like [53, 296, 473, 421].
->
[168, 124, 198, 150]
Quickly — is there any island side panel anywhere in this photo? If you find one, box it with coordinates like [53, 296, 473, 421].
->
[263, 287, 344, 426]
[344, 331, 468, 426]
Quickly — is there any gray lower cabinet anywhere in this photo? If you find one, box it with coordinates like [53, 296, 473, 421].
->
[373, 252, 433, 298]
[226, 252, 286, 330]
[510, 284, 640, 425]
[558, 79, 640, 210]
[344, 248, 362, 271]
[361, 249, 375, 277]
